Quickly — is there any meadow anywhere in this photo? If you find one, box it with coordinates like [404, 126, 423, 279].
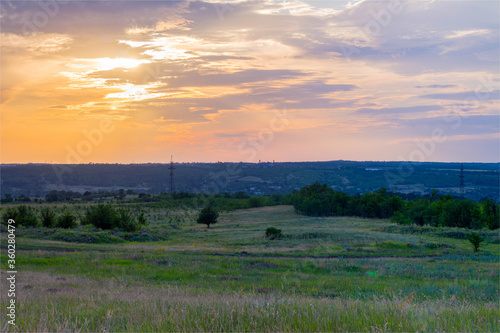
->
[1, 205, 499, 332]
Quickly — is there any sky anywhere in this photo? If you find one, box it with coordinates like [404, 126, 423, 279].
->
[1, 0, 499, 164]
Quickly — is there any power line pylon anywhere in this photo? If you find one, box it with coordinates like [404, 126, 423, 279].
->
[169, 155, 175, 194]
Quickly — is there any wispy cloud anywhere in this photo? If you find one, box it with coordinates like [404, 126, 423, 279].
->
[420, 90, 500, 101]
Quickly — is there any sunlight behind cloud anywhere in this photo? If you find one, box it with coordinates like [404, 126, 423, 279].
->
[90, 58, 151, 71]
[105, 83, 165, 101]
[120, 36, 200, 60]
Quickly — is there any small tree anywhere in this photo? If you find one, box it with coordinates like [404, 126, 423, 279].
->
[57, 211, 77, 229]
[468, 232, 484, 253]
[17, 205, 39, 227]
[83, 204, 118, 229]
[40, 207, 57, 228]
[137, 211, 147, 225]
[1, 207, 18, 225]
[117, 208, 139, 232]
[197, 207, 219, 229]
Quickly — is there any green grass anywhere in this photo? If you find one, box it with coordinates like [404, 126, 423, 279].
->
[1, 205, 499, 331]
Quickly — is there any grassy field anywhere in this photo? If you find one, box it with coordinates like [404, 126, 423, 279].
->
[1, 205, 499, 331]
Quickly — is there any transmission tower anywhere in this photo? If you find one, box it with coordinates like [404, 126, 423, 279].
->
[459, 162, 465, 198]
[169, 155, 175, 194]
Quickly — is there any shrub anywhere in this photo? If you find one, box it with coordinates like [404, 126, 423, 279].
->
[82, 204, 144, 231]
[57, 211, 77, 229]
[468, 232, 484, 253]
[265, 227, 282, 240]
[137, 211, 147, 225]
[117, 208, 139, 232]
[197, 207, 219, 228]
[40, 207, 57, 228]
[83, 204, 119, 229]
[1, 207, 19, 225]
[16, 205, 39, 227]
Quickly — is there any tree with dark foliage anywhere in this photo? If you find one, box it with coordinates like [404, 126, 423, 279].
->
[468, 232, 484, 253]
[197, 207, 219, 229]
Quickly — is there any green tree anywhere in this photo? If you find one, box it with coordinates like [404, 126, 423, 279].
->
[468, 232, 484, 253]
[40, 207, 57, 228]
[1, 207, 19, 225]
[137, 211, 147, 225]
[117, 208, 139, 232]
[293, 182, 335, 217]
[440, 200, 476, 228]
[83, 204, 119, 229]
[45, 190, 59, 202]
[57, 211, 77, 229]
[482, 199, 499, 230]
[430, 189, 439, 202]
[249, 196, 265, 208]
[83, 204, 142, 231]
[197, 207, 219, 229]
[16, 205, 39, 227]
[406, 199, 431, 226]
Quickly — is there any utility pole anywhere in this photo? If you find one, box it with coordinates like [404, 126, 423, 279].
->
[459, 162, 465, 198]
[169, 155, 175, 194]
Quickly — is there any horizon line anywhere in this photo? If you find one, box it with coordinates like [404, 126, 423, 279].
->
[1, 160, 499, 166]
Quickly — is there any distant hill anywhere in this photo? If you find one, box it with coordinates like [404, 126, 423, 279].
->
[1, 161, 498, 201]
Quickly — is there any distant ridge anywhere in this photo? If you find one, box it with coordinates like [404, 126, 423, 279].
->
[1, 161, 498, 201]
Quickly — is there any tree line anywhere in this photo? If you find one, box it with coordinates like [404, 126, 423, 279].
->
[1, 204, 147, 232]
[3, 183, 498, 231]
[292, 182, 499, 230]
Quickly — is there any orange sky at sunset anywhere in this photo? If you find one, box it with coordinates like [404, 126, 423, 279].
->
[1, 0, 499, 163]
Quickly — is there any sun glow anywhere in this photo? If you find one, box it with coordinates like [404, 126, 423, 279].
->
[105, 83, 165, 101]
[94, 57, 150, 71]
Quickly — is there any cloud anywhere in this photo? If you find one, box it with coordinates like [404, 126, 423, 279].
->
[0, 32, 72, 54]
[328, 0, 499, 74]
[398, 115, 500, 136]
[420, 90, 500, 101]
[415, 85, 458, 89]
[355, 105, 443, 115]
[166, 69, 306, 88]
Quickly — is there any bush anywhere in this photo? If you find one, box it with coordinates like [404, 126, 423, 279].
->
[197, 207, 219, 228]
[16, 205, 39, 227]
[82, 204, 144, 231]
[57, 211, 77, 229]
[1, 207, 19, 225]
[468, 232, 484, 253]
[83, 204, 119, 229]
[117, 208, 140, 232]
[40, 207, 57, 228]
[265, 227, 282, 240]
[137, 211, 147, 225]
